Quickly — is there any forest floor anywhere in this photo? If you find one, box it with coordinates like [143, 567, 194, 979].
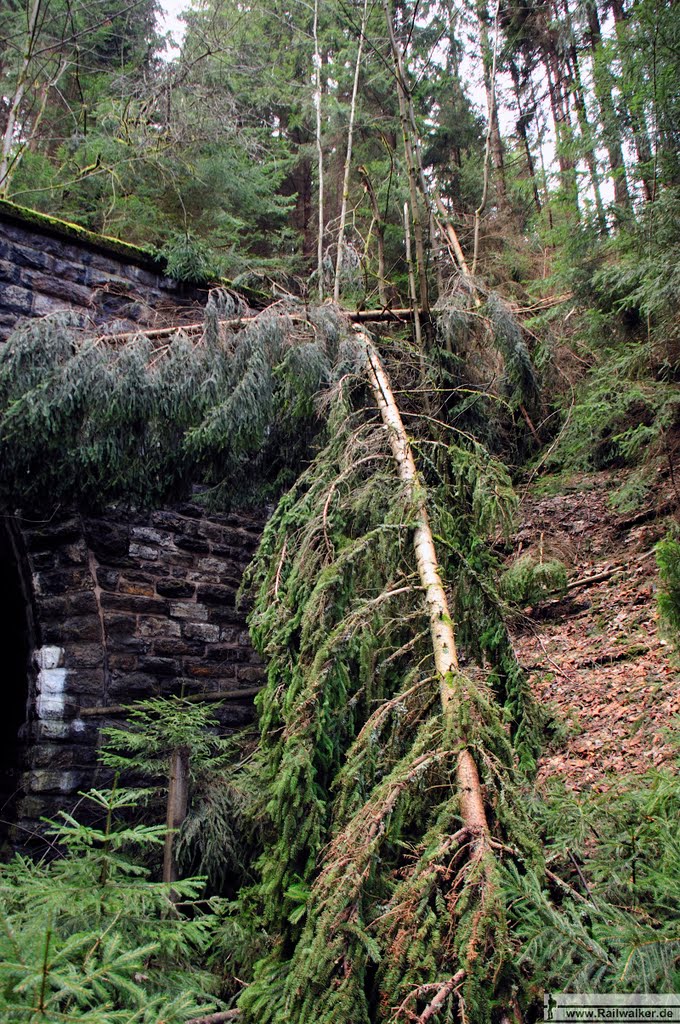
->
[510, 467, 680, 792]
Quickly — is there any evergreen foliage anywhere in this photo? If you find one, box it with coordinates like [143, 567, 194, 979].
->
[100, 696, 258, 891]
[655, 534, 680, 644]
[509, 759, 680, 994]
[0, 784, 222, 1022]
[210, 362, 545, 1022]
[501, 554, 568, 606]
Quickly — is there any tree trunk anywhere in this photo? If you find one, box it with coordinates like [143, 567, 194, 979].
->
[541, 44, 580, 211]
[359, 166, 387, 305]
[383, 0, 430, 312]
[475, 0, 506, 206]
[313, 0, 325, 301]
[359, 333, 490, 844]
[163, 745, 190, 884]
[509, 59, 542, 217]
[585, 0, 634, 216]
[559, 0, 609, 232]
[0, 0, 43, 192]
[608, 0, 656, 201]
[333, 0, 368, 303]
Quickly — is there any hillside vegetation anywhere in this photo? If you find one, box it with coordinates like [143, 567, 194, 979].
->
[0, 0, 679, 1020]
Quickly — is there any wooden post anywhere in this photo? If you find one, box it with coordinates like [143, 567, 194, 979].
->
[163, 745, 190, 884]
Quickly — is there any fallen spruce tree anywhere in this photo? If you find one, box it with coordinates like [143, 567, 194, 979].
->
[4, 301, 673, 1024]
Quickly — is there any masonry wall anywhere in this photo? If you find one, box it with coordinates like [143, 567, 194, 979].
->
[0, 203, 208, 342]
[11, 502, 265, 844]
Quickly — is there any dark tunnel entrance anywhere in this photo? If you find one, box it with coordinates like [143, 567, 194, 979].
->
[0, 524, 32, 849]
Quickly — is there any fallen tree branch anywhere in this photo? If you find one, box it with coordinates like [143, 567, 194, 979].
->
[185, 1011, 240, 1024]
[78, 686, 262, 717]
[97, 308, 425, 345]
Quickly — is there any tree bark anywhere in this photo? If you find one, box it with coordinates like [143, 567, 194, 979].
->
[313, 0, 325, 301]
[359, 332, 490, 843]
[359, 166, 388, 306]
[508, 59, 542, 217]
[333, 0, 368, 303]
[0, 0, 44, 192]
[475, 0, 506, 207]
[383, 0, 430, 312]
[163, 745, 190, 884]
[585, 0, 634, 216]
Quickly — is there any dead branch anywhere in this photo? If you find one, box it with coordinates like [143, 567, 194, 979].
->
[78, 686, 262, 717]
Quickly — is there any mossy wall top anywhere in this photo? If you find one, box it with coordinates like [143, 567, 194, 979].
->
[0, 200, 208, 341]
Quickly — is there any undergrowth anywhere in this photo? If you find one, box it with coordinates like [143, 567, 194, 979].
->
[511, 749, 680, 994]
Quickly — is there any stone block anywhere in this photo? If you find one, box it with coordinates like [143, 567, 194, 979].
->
[63, 644, 105, 669]
[206, 605, 246, 626]
[108, 653, 138, 672]
[83, 520, 129, 560]
[169, 601, 208, 622]
[130, 526, 164, 544]
[62, 617, 102, 642]
[63, 668, 106, 694]
[156, 578, 194, 598]
[136, 617, 181, 639]
[196, 583, 237, 606]
[26, 270, 93, 305]
[26, 519, 81, 551]
[2, 284, 33, 314]
[181, 621, 220, 643]
[204, 643, 250, 663]
[151, 636, 203, 658]
[100, 593, 167, 615]
[137, 656, 179, 677]
[0, 258, 21, 284]
[108, 672, 158, 697]
[103, 612, 138, 637]
[128, 542, 159, 561]
[174, 535, 210, 554]
[31, 292, 73, 316]
[237, 666, 265, 683]
[68, 591, 99, 615]
[119, 579, 156, 598]
[96, 568, 120, 590]
[35, 568, 91, 596]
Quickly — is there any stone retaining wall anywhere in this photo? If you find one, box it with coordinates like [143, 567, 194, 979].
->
[9, 502, 265, 845]
[0, 201, 208, 342]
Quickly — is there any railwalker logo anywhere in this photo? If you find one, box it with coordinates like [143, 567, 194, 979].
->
[544, 996, 680, 1023]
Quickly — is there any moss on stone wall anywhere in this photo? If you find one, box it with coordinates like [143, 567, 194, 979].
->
[0, 199, 164, 269]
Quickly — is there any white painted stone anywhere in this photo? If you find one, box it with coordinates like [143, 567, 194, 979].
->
[71, 717, 86, 735]
[36, 645, 64, 670]
[35, 646, 67, 720]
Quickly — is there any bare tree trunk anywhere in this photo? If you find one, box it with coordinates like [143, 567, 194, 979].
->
[360, 334, 490, 842]
[509, 59, 542, 217]
[472, 0, 501, 275]
[313, 0, 325, 301]
[383, 0, 429, 312]
[333, 0, 368, 303]
[0, 0, 43, 192]
[359, 166, 387, 305]
[475, 0, 506, 206]
[608, 0, 656, 201]
[585, 0, 633, 217]
[542, 45, 580, 211]
[163, 745, 190, 885]
[559, 0, 609, 233]
[528, 71, 554, 230]
[403, 202, 429, 404]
